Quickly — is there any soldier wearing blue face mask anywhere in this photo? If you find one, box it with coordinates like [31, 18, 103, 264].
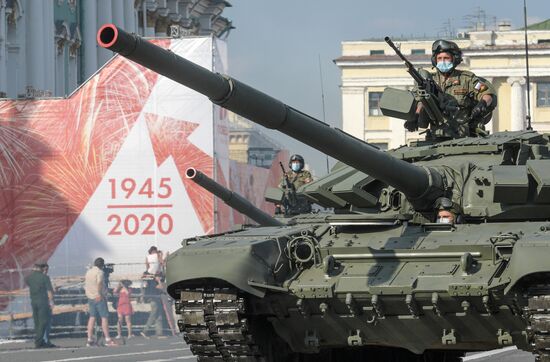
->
[277, 154, 313, 214]
[408, 39, 497, 138]
[282, 154, 312, 188]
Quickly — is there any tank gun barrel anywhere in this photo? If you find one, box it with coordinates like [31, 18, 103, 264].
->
[186, 168, 283, 227]
[98, 25, 443, 203]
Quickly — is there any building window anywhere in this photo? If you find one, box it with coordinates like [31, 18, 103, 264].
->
[411, 49, 425, 55]
[370, 50, 384, 55]
[537, 83, 550, 107]
[368, 92, 383, 116]
[370, 142, 388, 151]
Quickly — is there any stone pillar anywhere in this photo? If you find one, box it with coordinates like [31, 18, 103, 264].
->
[341, 86, 366, 140]
[482, 77, 495, 133]
[0, 0, 7, 95]
[26, 0, 45, 92]
[82, 0, 98, 79]
[145, 11, 157, 37]
[507, 77, 526, 131]
[97, 0, 113, 66]
[112, 0, 125, 29]
[123, 0, 136, 33]
[528, 81, 536, 126]
[43, 0, 54, 95]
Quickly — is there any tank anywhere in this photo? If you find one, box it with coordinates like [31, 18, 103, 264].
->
[99, 24, 550, 362]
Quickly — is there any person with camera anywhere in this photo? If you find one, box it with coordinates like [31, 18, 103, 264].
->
[84, 257, 116, 347]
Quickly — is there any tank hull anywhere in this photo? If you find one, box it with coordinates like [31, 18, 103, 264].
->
[165, 218, 548, 360]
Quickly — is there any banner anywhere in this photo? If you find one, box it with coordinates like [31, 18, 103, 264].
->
[0, 37, 285, 302]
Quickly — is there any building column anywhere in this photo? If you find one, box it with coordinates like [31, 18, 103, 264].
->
[82, 0, 98, 80]
[26, 0, 45, 92]
[43, 0, 54, 95]
[341, 86, 365, 140]
[527, 80, 536, 127]
[112, 0, 125, 30]
[97, 0, 113, 66]
[482, 77, 495, 133]
[0, 0, 7, 96]
[508, 77, 526, 131]
[123, 0, 136, 33]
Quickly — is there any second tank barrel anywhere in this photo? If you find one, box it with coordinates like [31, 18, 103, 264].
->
[98, 24, 439, 201]
[186, 168, 283, 227]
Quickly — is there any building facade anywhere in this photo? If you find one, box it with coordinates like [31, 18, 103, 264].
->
[0, 0, 232, 98]
[335, 24, 550, 149]
[228, 113, 282, 169]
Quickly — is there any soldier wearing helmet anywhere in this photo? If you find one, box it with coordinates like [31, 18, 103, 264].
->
[281, 154, 312, 189]
[278, 154, 313, 214]
[409, 39, 497, 138]
[434, 197, 461, 224]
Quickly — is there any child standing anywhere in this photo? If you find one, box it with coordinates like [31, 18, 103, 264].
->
[115, 280, 133, 339]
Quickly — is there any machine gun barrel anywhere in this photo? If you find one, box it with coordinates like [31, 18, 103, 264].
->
[185, 168, 283, 227]
[98, 24, 442, 202]
[384, 37, 424, 86]
[384, 36, 445, 125]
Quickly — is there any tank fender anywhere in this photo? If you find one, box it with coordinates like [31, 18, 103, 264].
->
[166, 237, 289, 298]
[503, 241, 550, 294]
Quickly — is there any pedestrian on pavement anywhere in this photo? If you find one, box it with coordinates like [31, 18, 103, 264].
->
[84, 257, 116, 347]
[41, 264, 54, 346]
[140, 272, 164, 338]
[25, 262, 55, 348]
[115, 280, 133, 339]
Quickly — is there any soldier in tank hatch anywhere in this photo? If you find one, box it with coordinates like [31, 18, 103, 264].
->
[434, 197, 462, 225]
[407, 39, 497, 138]
[278, 154, 313, 214]
[280, 154, 313, 189]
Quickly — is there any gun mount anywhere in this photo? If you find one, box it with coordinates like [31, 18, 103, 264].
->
[97, 24, 443, 209]
[185, 168, 282, 227]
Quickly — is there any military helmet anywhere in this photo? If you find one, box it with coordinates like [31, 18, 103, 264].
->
[433, 197, 462, 214]
[434, 197, 453, 210]
[289, 154, 305, 171]
[431, 39, 463, 67]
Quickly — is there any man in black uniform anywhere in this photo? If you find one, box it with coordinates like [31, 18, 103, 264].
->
[25, 262, 55, 348]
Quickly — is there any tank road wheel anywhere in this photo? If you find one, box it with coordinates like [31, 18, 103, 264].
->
[177, 288, 266, 361]
[527, 291, 550, 362]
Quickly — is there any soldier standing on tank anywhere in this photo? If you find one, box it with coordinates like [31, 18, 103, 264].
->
[278, 154, 313, 214]
[25, 262, 55, 348]
[407, 39, 497, 137]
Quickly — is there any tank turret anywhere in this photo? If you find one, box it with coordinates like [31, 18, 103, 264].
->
[97, 24, 444, 209]
[185, 168, 283, 227]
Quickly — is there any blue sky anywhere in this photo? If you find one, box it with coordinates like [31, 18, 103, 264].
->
[224, 0, 549, 174]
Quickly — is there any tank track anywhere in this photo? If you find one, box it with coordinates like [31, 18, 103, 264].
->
[175, 288, 263, 362]
[528, 293, 550, 362]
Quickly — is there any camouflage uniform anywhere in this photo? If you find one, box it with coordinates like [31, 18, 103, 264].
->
[422, 68, 497, 138]
[279, 170, 313, 214]
[279, 170, 313, 190]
